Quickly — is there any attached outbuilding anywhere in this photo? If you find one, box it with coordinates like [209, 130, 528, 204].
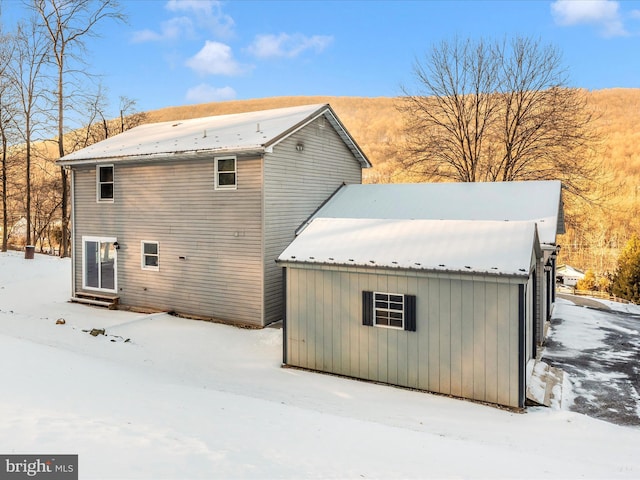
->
[299, 181, 564, 349]
[278, 217, 542, 409]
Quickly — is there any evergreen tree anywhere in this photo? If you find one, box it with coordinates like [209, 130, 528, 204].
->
[611, 234, 640, 303]
[576, 269, 596, 291]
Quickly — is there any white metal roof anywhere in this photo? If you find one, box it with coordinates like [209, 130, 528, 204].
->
[556, 265, 586, 277]
[59, 104, 371, 167]
[279, 217, 540, 277]
[303, 181, 563, 246]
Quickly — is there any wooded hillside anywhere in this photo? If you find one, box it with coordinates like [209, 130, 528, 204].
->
[140, 89, 640, 275]
[9, 89, 638, 275]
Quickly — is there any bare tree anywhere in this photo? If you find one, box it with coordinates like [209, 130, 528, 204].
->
[400, 38, 500, 182]
[400, 36, 601, 198]
[0, 28, 18, 252]
[7, 19, 49, 247]
[31, 159, 62, 253]
[65, 87, 146, 153]
[0, 101, 10, 252]
[31, 0, 125, 257]
[66, 83, 110, 150]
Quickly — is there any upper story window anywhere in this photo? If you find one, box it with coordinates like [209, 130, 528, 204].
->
[215, 156, 236, 190]
[141, 241, 159, 271]
[97, 165, 114, 202]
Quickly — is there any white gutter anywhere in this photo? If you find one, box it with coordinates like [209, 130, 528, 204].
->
[57, 146, 266, 167]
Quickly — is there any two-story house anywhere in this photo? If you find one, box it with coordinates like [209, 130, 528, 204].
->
[58, 104, 370, 327]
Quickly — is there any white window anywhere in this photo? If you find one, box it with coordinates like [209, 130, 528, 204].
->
[363, 291, 416, 331]
[374, 292, 405, 329]
[215, 156, 237, 190]
[141, 241, 159, 271]
[97, 165, 114, 202]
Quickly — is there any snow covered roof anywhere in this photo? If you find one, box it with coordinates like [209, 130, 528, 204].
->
[302, 181, 564, 246]
[58, 104, 371, 167]
[556, 265, 586, 277]
[279, 217, 541, 277]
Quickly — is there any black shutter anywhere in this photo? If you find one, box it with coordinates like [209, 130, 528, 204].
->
[404, 294, 416, 332]
[362, 291, 373, 326]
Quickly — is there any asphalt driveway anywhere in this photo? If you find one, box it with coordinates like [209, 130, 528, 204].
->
[542, 294, 640, 427]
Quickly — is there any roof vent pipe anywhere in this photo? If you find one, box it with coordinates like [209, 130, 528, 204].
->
[256, 123, 260, 132]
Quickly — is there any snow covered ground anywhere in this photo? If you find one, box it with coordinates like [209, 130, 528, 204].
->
[1, 251, 640, 479]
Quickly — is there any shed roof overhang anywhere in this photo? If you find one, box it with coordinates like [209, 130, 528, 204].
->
[276, 259, 535, 280]
[279, 217, 541, 278]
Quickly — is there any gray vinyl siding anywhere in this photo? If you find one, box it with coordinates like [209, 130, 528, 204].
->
[72, 155, 265, 325]
[263, 117, 363, 325]
[284, 265, 526, 408]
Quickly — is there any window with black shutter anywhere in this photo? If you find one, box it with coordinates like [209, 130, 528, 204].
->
[362, 291, 416, 331]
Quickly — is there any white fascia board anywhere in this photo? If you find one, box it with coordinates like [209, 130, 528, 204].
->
[57, 146, 265, 166]
[266, 106, 371, 168]
[276, 258, 531, 279]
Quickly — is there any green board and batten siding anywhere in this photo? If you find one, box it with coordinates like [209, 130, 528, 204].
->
[71, 115, 363, 326]
[284, 264, 531, 408]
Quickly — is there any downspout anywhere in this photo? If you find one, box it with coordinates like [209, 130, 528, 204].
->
[70, 167, 76, 296]
[551, 256, 556, 303]
[532, 268, 538, 358]
[282, 265, 287, 365]
[518, 283, 526, 409]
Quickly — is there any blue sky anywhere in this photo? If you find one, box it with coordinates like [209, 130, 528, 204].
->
[2, 0, 640, 116]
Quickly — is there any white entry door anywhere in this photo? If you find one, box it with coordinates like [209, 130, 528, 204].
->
[82, 236, 117, 293]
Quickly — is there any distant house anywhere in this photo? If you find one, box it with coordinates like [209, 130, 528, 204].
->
[277, 181, 564, 409]
[556, 265, 585, 287]
[58, 104, 370, 326]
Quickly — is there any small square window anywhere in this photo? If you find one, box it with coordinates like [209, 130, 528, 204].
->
[141, 241, 159, 271]
[363, 291, 416, 332]
[215, 156, 236, 189]
[373, 292, 405, 329]
[97, 165, 114, 202]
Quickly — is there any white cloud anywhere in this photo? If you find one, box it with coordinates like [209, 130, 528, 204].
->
[551, 0, 627, 37]
[166, 0, 234, 38]
[132, 1, 234, 43]
[247, 33, 333, 59]
[185, 83, 236, 103]
[131, 29, 162, 43]
[131, 16, 194, 43]
[185, 41, 245, 76]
